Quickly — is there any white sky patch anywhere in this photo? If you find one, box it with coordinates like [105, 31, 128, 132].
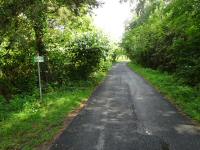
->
[92, 0, 136, 42]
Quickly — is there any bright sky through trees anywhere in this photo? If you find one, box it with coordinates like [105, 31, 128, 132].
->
[93, 0, 134, 42]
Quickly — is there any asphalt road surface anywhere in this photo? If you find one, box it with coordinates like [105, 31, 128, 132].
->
[50, 63, 200, 150]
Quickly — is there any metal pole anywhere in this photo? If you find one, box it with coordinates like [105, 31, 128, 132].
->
[37, 60, 42, 100]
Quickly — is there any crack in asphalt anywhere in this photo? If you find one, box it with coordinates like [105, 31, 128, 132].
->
[50, 63, 200, 150]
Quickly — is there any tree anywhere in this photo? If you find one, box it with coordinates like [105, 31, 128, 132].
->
[0, 0, 101, 99]
[121, 0, 200, 86]
[0, 0, 100, 84]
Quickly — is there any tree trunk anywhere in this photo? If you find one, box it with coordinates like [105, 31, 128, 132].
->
[33, 24, 49, 87]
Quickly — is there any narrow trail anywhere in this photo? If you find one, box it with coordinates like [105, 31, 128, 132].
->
[50, 63, 200, 150]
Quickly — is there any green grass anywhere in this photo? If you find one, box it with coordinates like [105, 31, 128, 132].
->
[128, 62, 200, 122]
[0, 71, 107, 150]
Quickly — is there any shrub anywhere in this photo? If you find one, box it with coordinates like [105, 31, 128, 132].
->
[67, 32, 110, 79]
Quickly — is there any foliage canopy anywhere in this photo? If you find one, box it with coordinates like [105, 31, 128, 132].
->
[121, 0, 200, 86]
[0, 0, 114, 101]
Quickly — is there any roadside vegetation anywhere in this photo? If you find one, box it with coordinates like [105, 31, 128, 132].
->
[122, 0, 200, 87]
[0, 0, 116, 149]
[122, 0, 200, 121]
[0, 71, 108, 149]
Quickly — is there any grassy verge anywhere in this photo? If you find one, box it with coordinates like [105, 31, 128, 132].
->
[0, 70, 108, 150]
[128, 63, 200, 122]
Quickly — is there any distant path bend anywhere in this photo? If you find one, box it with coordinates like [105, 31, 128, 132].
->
[50, 63, 200, 150]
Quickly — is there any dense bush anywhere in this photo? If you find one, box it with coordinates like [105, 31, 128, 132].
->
[0, 45, 36, 101]
[0, 30, 112, 101]
[122, 0, 200, 86]
[67, 32, 111, 79]
[0, 4, 113, 101]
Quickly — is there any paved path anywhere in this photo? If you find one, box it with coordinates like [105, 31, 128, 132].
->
[50, 63, 200, 150]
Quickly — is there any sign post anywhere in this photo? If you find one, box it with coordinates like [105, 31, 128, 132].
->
[34, 55, 44, 100]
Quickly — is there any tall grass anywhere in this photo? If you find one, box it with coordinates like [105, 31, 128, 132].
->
[0, 70, 107, 150]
